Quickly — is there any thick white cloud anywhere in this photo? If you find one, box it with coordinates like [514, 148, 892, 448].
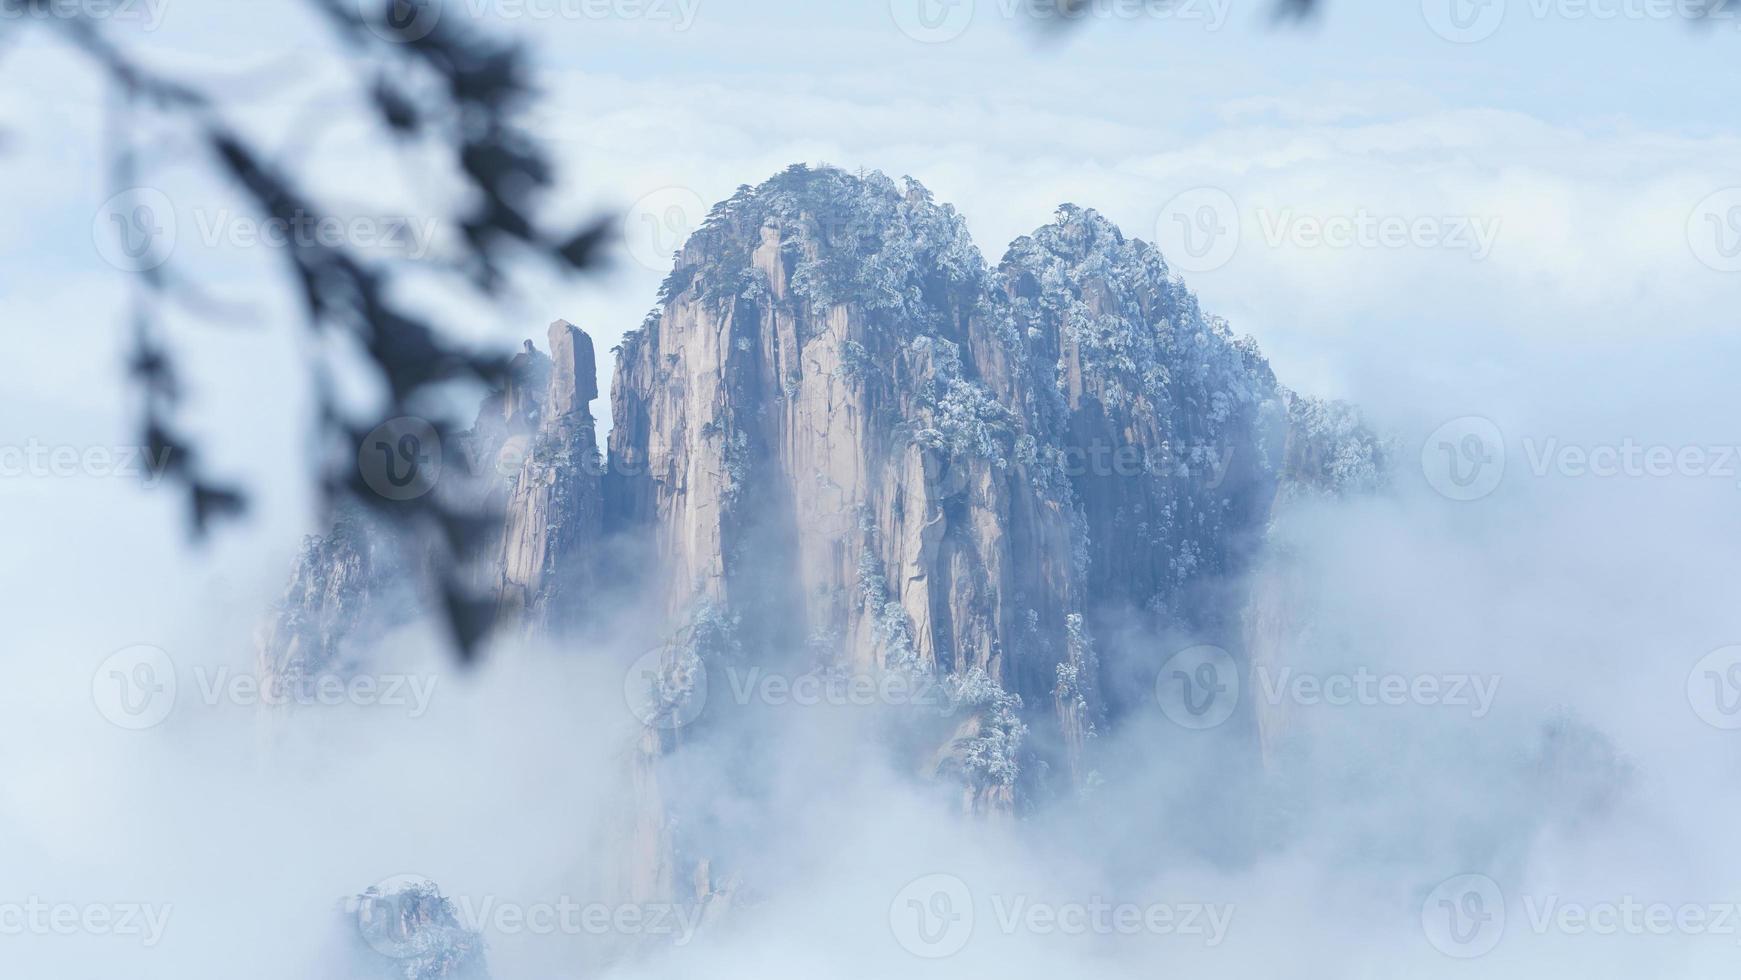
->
[3, 4, 1738, 977]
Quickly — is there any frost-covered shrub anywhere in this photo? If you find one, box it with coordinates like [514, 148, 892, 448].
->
[835, 339, 874, 380]
[720, 429, 752, 505]
[688, 599, 741, 662]
[1280, 392, 1389, 497]
[909, 335, 1016, 466]
[943, 667, 1027, 788]
[667, 165, 990, 340]
[856, 542, 920, 673]
[738, 268, 772, 305]
[1055, 612, 1098, 737]
[1000, 204, 1277, 440]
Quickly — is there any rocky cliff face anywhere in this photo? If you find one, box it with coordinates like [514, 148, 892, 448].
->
[262, 163, 1382, 920]
[607, 166, 1298, 797]
[1241, 390, 1390, 761]
[257, 507, 415, 688]
[607, 168, 1097, 808]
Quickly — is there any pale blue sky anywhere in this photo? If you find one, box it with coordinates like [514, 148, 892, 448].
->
[4, 10, 1741, 979]
[2, 0, 1738, 556]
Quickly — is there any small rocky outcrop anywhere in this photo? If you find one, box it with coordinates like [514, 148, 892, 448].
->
[342, 878, 489, 980]
[257, 506, 416, 691]
[494, 320, 604, 635]
[259, 321, 605, 678]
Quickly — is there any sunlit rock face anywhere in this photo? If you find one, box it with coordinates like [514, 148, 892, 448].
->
[607, 166, 1332, 796]
[607, 167, 1093, 809]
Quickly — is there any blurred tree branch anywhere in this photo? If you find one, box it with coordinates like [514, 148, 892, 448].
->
[7, 0, 610, 661]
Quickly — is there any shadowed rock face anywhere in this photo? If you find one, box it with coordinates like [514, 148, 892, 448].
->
[261, 164, 1383, 917]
